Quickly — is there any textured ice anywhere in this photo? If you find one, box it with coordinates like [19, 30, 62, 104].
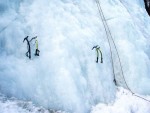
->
[0, 0, 150, 113]
[91, 87, 150, 113]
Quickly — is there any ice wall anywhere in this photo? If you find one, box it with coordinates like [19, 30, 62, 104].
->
[0, 0, 150, 113]
[100, 0, 150, 94]
[0, 0, 116, 112]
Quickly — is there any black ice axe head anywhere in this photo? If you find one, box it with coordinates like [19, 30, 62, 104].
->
[92, 45, 99, 50]
[23, 36, 29, 42]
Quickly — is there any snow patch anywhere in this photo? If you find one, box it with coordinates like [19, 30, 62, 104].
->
[91, 87, 150, 113]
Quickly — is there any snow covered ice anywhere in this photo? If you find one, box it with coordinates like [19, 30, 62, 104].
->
[0, 0, 150, 113]
[91, 87, 150, 113]
[0, 93, 67, 113]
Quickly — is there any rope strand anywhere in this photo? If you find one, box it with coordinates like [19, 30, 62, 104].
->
[95, 0, 117, 85]
[95, 0, 150, 103]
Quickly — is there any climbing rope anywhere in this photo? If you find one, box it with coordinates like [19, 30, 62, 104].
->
[95, 0, 150, 103]
[95, 0, 117, 85]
